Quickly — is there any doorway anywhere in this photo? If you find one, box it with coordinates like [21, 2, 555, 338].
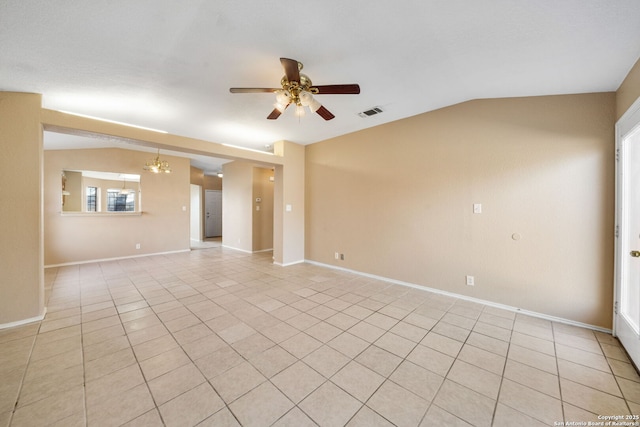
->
[190, 184, 202, 243]
[205, 190, 222, 238]
[615, 97, 640, 367]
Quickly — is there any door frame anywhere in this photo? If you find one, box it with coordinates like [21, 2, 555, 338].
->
[614, 97, 640, 352]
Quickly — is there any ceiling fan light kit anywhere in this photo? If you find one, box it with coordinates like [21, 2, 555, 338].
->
[230, 58, 360, 121]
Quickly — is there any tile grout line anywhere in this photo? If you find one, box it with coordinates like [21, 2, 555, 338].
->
[596, 330, 634, 416]
[131, 255, 234, 425]
[113, 274, 166, 426]
[553, 323, 568, 425]
[137, 253, 308, 425]
[26, 249, 638, 426]
[439, 302, 496, 427]
[490, 314, 514, 427]
[6, 320, 40, 427]
[79, 271, 89, 427]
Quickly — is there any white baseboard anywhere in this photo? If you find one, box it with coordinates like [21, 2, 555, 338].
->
[306, 260, 612, 334]
[274, 259, 305, 267]
[0, 308, 47, 330]
[220, 245, 274, 254]
[45, 249, 191, 268]
[221, 245, 253, 254]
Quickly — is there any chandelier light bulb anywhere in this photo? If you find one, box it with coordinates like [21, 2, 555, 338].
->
[309, 98, 322, 112]
[299, 90, 313, 107]
[274, 101, 287, 113]
[275, 90, 290, 105]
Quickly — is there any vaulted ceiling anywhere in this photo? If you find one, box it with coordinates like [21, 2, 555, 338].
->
[2, 1, 640, 173]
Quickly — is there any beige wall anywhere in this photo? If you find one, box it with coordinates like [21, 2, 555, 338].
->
[252, 167, 274, 251]
[0, 92, 44, 325]
[45, 148, 190, 265]
[222, 161, 253, 252]
[222, 162, 275, 252]
[1, 93, 306, 327]
[190, 166, 204, 185]
[189, 166, 223, 191]
[306, 93, 616, 328]
[617, 58, 640, 119]
[204, 175, 223, 191]
[273, 141, 305, 265]
[42, 107, 304, 265]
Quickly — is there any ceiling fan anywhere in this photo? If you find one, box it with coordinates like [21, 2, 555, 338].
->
[229, 58, 360, 121]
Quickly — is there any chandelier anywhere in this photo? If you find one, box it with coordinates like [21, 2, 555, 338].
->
[273, 72, 322, 118]
[144, 149, 171, 173]
[119, 177, 133, 195]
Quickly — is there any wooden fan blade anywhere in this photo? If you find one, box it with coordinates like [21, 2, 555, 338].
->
[267, 109, 282, 120]
[313, 84, 360, 95]
[316, 105, 335, 121]
[267, 103, 290, 120]
[280, 58, 300, 82]
[230, 88, 280, 93]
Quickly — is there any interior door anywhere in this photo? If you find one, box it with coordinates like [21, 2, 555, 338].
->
[205, 190, 222, 238]
[615, 98, 640, 367]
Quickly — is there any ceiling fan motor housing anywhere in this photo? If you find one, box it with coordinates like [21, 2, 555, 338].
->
[280, 73, 316, 105]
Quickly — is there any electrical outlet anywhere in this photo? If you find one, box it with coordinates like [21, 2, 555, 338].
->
[340, 254, 345, 261]
[335, 252, 339, 260]
[466, 275, 474, 286]
[135, 243, 141, 250]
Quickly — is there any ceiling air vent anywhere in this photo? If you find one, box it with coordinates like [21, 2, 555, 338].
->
[358, 106, 384, 118]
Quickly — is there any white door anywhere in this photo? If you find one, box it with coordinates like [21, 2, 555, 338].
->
[190, 184, 202, 241]
[205, 190, 222, 237]
[615, 98, 640, 367]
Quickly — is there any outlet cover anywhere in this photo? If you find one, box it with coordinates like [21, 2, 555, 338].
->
[466, 275, 474, 286]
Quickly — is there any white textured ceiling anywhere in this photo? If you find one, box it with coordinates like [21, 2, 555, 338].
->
[2, 1, 640, 174]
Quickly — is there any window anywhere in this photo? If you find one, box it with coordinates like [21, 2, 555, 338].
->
[86, 186, 97, 212]
[107, 189, 135, 212]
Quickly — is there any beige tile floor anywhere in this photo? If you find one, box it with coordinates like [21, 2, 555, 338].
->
[190, 237, 222, 250]
[1, 247, 640, 426]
